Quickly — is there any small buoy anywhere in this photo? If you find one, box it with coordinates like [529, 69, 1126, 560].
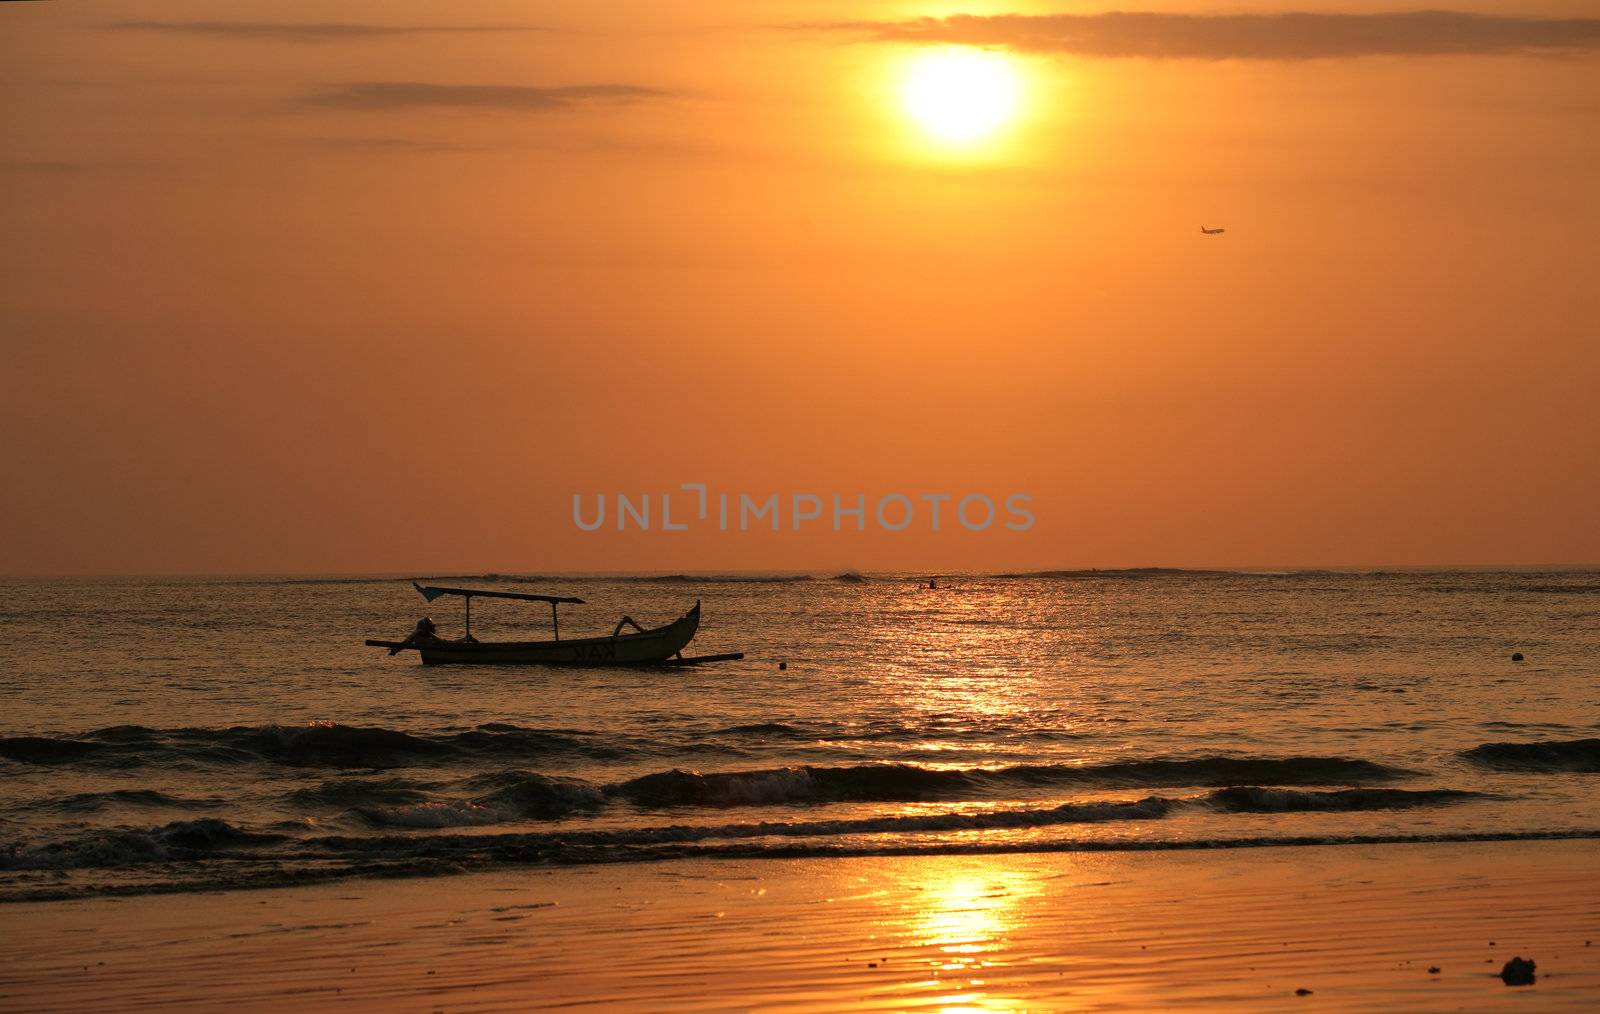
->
[1427, 966, 1440, 975]
[778, 661, 787, 670]
[1511, 652, 1524, 662]
[1294, 988, 1313, 996]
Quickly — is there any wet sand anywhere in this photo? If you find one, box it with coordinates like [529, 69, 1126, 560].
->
[3, 839, 1597, 1011]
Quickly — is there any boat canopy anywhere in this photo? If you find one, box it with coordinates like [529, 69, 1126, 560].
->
[413, 582, 586, 640]
[413, 583, 585, 605]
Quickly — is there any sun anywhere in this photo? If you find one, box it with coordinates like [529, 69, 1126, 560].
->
[899, 48, 1021, 146]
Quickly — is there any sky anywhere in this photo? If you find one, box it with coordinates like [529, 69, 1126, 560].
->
[3, 1, 1598, 575]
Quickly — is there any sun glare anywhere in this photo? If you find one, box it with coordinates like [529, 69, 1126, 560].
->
[899, 48, 1021, 147]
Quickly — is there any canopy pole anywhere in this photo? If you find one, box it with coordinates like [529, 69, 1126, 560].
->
[551, 601, 560, 640]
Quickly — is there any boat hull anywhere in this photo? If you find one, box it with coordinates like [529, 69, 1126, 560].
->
[417, 602, 700, 666]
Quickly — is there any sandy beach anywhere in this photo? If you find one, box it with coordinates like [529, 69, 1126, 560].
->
[4, 839, 1596, 1011]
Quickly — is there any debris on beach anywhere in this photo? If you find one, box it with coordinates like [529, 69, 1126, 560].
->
[1499, 957, 1536, 986]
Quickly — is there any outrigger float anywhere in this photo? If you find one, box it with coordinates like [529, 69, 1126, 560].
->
[366, 583, 743, 667]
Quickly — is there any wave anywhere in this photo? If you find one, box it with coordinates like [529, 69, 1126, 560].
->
[1, 819, 286, 872]
[23, 789, 223, 813]
[285, 778, 436, 809]
[472, 771, 608, 814]
[2, 784, 1483, 875]
[0, 723, 636, 770]
[1203, 786, 1480, 812]
[0, 737, 102, 764]
[354, 801, 512, 829]
[9, 826, 1595, 904]
[1462, 738, 1600, 773]
[700, 718, 1087, 745]
[596, 787, 1481, 842]
[608, 756, 1412, 808]
[255, 767, 1461, 832]
[2, 720, 1117, 772]
[5, 780, 1480, 876]
[357, 772, 607, 828]
[711, 722, 808, 737]
[0, 729, 101, 761]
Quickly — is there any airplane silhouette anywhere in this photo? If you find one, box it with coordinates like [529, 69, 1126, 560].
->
[1200, 226, 1226, 235]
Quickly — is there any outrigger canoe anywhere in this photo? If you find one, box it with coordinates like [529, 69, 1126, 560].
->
[366, 584, 741, 667]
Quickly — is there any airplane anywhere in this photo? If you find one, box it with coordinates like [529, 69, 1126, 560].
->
[1200, 226, 1226, 235]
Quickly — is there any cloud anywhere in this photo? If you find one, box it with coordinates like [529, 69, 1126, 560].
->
[107, 21, 541, 42]
[299, 82, 672, 112]
[808, 11, 1600, 60]
[302, 137, 473, 154]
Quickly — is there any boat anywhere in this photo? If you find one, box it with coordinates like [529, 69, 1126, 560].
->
[365, 583, 740, 666]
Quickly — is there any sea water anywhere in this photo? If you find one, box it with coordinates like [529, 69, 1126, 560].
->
[2, 570, 1597, 900]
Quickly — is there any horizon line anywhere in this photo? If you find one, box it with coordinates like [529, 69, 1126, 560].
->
[4, 563, 1600, 581]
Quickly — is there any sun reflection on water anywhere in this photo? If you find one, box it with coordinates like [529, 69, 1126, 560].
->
[898, 869, 1038, 1010]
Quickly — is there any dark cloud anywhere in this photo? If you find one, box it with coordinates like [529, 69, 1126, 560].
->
[300, 82, 672, 112]
[808, 11, 1600, 60]
[302, 137, 472, 154]
[107, 21, 541, 42]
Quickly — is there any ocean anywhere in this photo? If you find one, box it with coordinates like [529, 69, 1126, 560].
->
[2, 570, 1597, 902]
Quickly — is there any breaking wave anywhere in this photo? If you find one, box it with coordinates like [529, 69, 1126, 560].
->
[1202, 786, 1481, 812]
[3, 723, 1414, 791]
[11, 825, 1594, 903]
[1, 785, 1486, 874]
[610, 756, 1413, 807]
[98, 771, 1459, 835]
[357, 772, 607, 827]
[1, 819, 286, 872]
[1462, 738, 1600, 773]
[285, 778, 436, 809]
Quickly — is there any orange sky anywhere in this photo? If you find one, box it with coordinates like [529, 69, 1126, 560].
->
[3, 1, 1598, 575]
